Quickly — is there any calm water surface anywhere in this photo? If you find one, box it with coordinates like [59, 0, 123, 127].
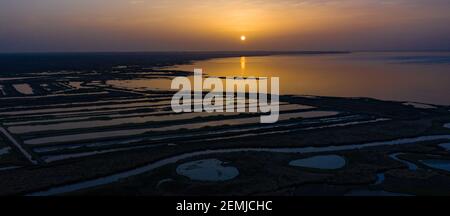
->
[170, 52, 450, 105]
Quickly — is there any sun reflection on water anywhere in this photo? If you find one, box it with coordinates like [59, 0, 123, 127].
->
[240, 56, 246, 72]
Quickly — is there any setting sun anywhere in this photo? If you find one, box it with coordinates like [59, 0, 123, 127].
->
[240, 35, 246, 41]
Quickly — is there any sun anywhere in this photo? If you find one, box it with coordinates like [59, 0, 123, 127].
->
[240, 35, 246, 41]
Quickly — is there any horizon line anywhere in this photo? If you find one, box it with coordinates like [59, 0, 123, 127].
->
[1, 49, 450, 55]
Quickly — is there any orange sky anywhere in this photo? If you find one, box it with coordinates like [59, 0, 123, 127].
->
[1, 0, 449, 52]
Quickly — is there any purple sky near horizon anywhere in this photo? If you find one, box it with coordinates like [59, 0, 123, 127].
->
[1, 0, 450, 52]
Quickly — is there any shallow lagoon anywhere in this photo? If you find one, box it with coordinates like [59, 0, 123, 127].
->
[13, 84, 34, 95]
[289, 155, 346, 170]
[171, 52, 450, 105]
[421, 160, 450, 172]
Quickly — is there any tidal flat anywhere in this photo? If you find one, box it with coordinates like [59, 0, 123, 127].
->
[0, 52, 450, 196]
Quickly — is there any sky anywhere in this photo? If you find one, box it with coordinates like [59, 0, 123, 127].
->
[1, 0, 450, 52]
